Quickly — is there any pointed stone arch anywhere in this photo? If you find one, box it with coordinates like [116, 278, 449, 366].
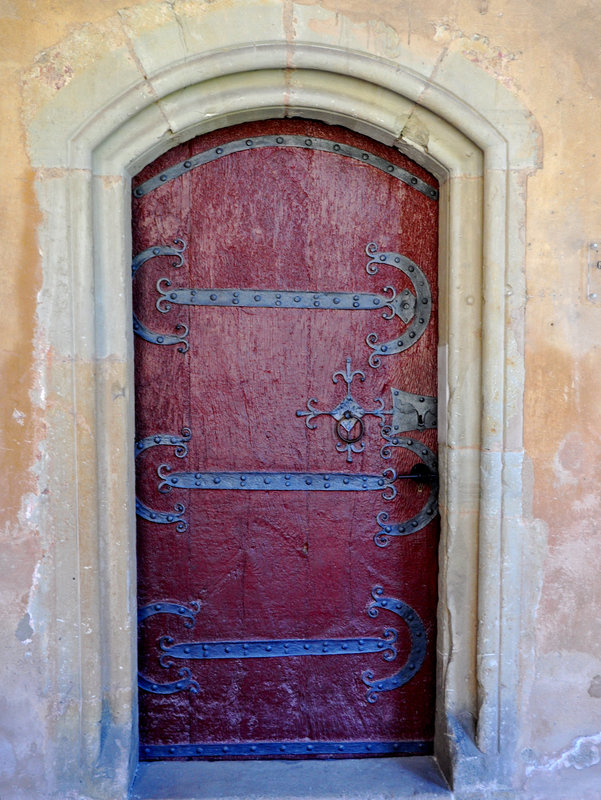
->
[26, 3, 540, 796]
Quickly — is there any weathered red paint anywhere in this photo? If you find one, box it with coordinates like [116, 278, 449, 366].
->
[133, 120, 439, 757]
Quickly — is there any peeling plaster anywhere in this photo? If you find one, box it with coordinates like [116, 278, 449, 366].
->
[12, 408, 25, 426]
[587, 675, 601, 699]
[525, 732, 601, 775]
[15, 612, 33, 644]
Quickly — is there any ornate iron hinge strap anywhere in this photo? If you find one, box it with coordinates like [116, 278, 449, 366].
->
[141, 740, 432, 759]
[374, 435, 438, 548]
[137, 239, 432, 360]
[133, 135, 439, 200]
[139, 588, 426, 703]
[159, 631, 397, 663]
[132, 240, 189, 352]
[136, 429, 437, 539]
[365, 243, 433, 368]
[297, 358, 437, 461]
[135, 429, 191, 532]
[158, 467, 399, 500]
[156, 284, 414, 320]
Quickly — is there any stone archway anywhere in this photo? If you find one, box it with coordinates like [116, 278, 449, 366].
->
[26, 4, 539, 796]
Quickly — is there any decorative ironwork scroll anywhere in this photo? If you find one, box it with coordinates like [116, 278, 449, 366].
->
[135, 497, 187, 532]
[132, 240, 189, 352]
[361, 587, 427, 703]
[135, 428, 191, 532]
[374, 434, 439, 548]
[140, 587, 425, 702]
[296, 357, 386, 462]
[133, 135, 439, 200]
[144, 240, 433, 365]
[365, 243, 433, 368]
[135, 428, 191, 458]
[138, 669, 199, 696]
[296, 358, 438, 461]
[138, 600, 200, 628]
[137, 601, 201, 695]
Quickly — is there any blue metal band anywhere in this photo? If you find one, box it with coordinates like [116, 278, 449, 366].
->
[158, 630, 397, 662]
[155, 286, 416, 325]
[135, 429, 191, 458]
[138, 668, 199, 695]
[140, 740, 433, 759]
[138, 601, 200, 627]
[135, 497, 187, 532]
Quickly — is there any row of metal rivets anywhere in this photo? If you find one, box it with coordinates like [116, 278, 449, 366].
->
[133, 135, 438, 199]
[141, 740, 431, 757]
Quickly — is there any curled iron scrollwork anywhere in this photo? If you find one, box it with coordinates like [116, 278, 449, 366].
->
[132, 239, 189, 352]
[138, 601, 201, 695]
[365, 242, 433, 368]
[138, 600, 200, 628]
[138, 668, 200, 695]
[362, 586, 427, 703]
[135, 428, 191, 459]
[374, 432, 438, 547]
[135, 428, 192, 531]
[296, 357, 386, 462]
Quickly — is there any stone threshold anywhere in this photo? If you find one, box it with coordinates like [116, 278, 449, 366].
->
[131, 756, 451, 800]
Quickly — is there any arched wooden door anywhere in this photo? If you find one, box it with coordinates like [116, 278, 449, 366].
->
[133, 120, 439, 760]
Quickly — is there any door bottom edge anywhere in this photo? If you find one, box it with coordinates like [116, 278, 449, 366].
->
[140, 740, 433, 760]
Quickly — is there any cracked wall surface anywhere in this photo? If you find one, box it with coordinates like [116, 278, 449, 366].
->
[1, 1, 601, 798]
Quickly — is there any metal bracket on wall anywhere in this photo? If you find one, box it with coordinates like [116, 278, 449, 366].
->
[587, 241, 601, 303]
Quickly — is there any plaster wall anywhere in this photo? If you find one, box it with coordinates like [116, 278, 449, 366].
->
[1, 1, 600, 799]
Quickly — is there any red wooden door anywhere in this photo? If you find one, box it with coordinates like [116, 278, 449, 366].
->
[133, 120, 439, 760]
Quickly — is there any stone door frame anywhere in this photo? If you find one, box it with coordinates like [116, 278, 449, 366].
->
[27, 5, 540, 797]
